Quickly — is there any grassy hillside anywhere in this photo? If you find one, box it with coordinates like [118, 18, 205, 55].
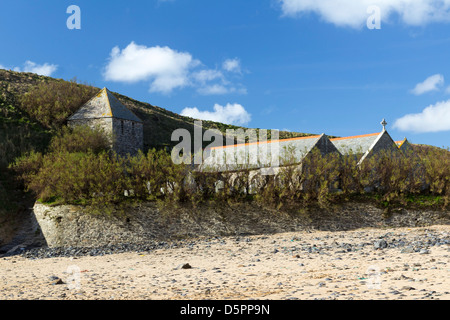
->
[108, 89, 319, 150]
[0, 69, 316, 216]
[0, 73, 52, 219]
[0, 69, 448, 248]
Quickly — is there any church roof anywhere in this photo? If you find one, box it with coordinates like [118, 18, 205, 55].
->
[200, 119, 403, 172]
[210, 134, 322, 151]
[330, 132, 381, 155]
[68, 88, 142, 123]
[331, 126, 401, 166]
[396, 138, 413, 151]
[202, 134, 337, 172]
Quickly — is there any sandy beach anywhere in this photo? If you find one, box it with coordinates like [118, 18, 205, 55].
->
[1, 225, 449, 300]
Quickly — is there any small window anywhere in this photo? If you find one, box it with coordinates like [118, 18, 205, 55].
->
[121, 120, 124, 135]
[132, 122, 135, 134]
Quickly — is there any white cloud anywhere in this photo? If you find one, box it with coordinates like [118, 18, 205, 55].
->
[103, 42, 246, 95]
[192, 67, 247, 95]
[196, 83, 247, 96]
[223, 58, 242, 73]
[191, 69, 224, 83]
[394, 99, 450, 133]
[104, 42, 198, 94]
[197, 84, 230, 95]
[279, 0, 450, 28]
[445, 86, 450, 94]
[411, 74, 444, 95]
[181, 103, 252, 126]
[13, 60, 58, 76]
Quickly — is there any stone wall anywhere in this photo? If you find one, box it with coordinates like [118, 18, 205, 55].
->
[67, 118, 114, 149]
[372, 130, 399, 154]
[314, 134, 340, 156]
[33, 201, 450, 248]
[67, 118, 144, 156]
[112, 118, 144, 156]
[359, 130, 400, 164]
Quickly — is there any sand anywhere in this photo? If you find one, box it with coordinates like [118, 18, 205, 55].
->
[0, 225, 449, 300]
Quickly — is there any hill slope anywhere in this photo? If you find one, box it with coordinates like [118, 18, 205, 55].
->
[0, 69, 316, 153]
[0, 69, 317, 221]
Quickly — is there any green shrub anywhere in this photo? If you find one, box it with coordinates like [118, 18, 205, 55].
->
[301, 149, 341, 207]
[0, 114, 50, 169]
[338, 153, 365, 195]
[10, 141, 450, 211]
[18, 79, 98, 129]
[125, 149, 188, 202]
[356, 149, 424, 206]
[253, 149, 341, 209]
[415, 146, 449, 207]
[12, 150, 128, 206]
[49, 125, 110, 154]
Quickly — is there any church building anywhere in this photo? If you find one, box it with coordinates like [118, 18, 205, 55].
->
[68, 87, 144, 156]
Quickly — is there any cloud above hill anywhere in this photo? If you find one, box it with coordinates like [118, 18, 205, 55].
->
[181, 103, 252, 126]
[103, 42, 246, 95]
[103, 42, 196, 94]
[3, 60, 58, 76]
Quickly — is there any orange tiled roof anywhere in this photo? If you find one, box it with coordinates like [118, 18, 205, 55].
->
[210, 135, 322, 150]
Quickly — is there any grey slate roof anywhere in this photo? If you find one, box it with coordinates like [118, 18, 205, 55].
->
[331, 130, 400, 165]
[201, 134, 338, 172]
[330, 132, 380, 155]
[68, 88, 142, 123]
[396, 138, 414, 152]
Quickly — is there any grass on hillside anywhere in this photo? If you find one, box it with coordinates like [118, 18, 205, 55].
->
[1, 69, 449, 219]
[0, 69, 317, 218]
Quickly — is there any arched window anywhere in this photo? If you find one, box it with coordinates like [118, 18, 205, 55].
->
[121, 120, 124, 135]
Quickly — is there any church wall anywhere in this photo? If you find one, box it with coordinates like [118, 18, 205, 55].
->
[112, 118, 144, 156]
[67, 118, 114, 149]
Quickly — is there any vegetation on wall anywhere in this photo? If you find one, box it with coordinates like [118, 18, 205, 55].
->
[0, 87, 51, 217]
[1, 69, 449, 219]
[11, 128, 450, 212]
[18, 79, 98, 129]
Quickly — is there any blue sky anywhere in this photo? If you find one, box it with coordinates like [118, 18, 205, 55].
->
[1, 0, 449, 148]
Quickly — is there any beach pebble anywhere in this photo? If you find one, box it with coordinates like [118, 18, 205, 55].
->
[374, 240, 388, 250]
[49, 276, 64, 285]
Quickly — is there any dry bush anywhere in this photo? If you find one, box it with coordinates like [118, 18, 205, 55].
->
[49, 125, 111, 154]
[357, 149, 425, 205]
[414, 146, 449, 207]
[10, 140, 450, 210]
[12, 151, 127, 206]
[19, 79, 98, 129]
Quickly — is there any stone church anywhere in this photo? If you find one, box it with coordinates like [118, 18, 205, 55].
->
[201, 119, 406, 173]
[68, 87, 144, 156]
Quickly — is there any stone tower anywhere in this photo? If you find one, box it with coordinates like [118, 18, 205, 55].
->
[68, 87, 144, 156]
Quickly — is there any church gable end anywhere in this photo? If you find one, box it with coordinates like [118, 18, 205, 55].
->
[68, 87, 144, 156]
